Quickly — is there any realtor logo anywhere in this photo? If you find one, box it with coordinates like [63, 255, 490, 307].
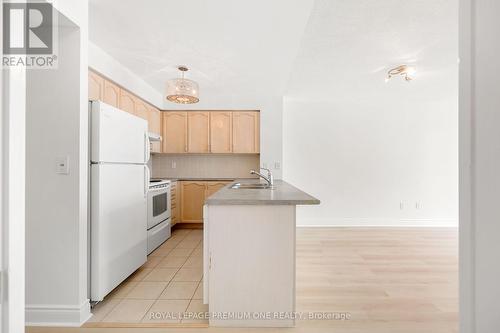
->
[2, 1, 57, 68]
[3, 2, 53, 54]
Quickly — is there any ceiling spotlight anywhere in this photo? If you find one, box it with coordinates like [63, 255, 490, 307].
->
[385, 65, 416, 82]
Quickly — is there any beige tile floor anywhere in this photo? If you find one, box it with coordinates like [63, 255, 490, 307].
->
[30, 227, 457, 333]
[86, 228, 207, 326]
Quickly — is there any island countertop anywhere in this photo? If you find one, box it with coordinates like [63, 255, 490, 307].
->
[204, 179, 320, 205]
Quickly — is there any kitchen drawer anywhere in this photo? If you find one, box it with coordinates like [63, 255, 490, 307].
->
[147, 219, 171, 255]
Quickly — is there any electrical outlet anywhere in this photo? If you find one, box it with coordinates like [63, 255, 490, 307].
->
[262, 162, 268, 169]
[274, 161, 281, 170]
[416, 202, 421, 210]
[171, 161, 176, 169]
[400, 201, 404, 210]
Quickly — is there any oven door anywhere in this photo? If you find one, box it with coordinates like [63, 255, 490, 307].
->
[147, 185, 171, 229]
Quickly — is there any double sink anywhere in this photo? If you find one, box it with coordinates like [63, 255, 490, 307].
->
[230, 182, 273, 190]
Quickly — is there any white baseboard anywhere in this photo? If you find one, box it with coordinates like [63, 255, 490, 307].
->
[25, 299, 91, 327]
[296, 218, 458, 227]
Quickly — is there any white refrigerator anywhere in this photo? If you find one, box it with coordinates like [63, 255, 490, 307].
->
[89, 101, 150, 302]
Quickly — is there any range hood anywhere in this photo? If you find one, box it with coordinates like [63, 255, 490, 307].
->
[148, 132, 162, 142]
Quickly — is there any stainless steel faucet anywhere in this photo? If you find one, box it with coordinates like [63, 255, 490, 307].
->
[250, 168, 274, 187]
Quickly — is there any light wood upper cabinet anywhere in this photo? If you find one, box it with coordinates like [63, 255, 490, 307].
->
[148, 106, 161, 134]
[210, 112, 232, 153]
[119, 89, 136, 115]
[148, 105, 162, 153]
[88, 70, 104, 101]
[103, 80, 120, 108]
[134, 98, 149, 121]
[232, 111, 260, 153]
[159, 110, 260, 155]
[162, 112, 187, 153]
[187, 112, 210, 153]
[180, 181, 206, 223]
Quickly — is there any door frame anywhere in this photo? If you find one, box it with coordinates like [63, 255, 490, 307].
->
[459, 0, 473, 331]
[1, 0, 26, 330]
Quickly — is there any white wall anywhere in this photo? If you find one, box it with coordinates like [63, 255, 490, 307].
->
[283, 93, 458, 226]
[460, 0, 500, 331]
[89, 42, 164, 108]
[25, 6, 90, 326]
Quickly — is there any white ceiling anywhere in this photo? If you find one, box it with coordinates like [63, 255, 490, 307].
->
[287, 0, 458, 103]
[89, 0, 315, 98]
[89, 0, 457, 103]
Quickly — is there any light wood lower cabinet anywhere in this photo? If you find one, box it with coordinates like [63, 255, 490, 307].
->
[180, 181, 207, 223]
[179, 180, 232, 223]
[170, 181, 179, 225]
[206, 182, 229, 197]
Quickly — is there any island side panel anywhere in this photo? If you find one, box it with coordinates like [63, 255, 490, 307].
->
[203, 204, 209, 304]
[207, 204, 296, 327]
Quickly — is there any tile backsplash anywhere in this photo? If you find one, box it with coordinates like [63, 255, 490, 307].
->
[151, 154, 260, 179]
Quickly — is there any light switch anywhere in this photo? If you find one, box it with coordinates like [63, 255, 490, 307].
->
[56, 156, 70, 175]
[262, 162, 268, 169]
[274, 161, 281, 170]
[171, 161, 177, 169]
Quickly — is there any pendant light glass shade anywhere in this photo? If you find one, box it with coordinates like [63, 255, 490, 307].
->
[166, 66, 199, 104]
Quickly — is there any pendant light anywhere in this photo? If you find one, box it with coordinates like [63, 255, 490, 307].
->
[166, 66, 199, 104]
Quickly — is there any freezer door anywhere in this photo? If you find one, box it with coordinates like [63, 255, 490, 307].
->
[90, 163, 148, 301]
[91, 101, 149, 164]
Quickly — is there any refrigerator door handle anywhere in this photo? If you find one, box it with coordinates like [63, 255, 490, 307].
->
[144, 165, 150, 198]
[144, 132, 150, 163]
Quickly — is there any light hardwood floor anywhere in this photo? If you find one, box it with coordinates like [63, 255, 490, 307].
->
[27, 227, 458, 333]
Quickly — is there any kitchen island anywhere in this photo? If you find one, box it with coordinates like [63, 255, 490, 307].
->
[203, 179, 319, 327]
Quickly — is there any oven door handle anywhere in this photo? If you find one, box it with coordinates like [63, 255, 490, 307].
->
[148, 186, 169, 194]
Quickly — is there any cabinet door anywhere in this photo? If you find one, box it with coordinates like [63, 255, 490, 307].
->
[103, 79, 120, 108]
[88, 70, 104, 101]
[171, 182, 178, 225]
[119, 89, 136, 115]
[187, 112, 210, 153]
[148, 105, 162, 153]
[206, 181, 230, 197]
[162, 112, 187, 153]
[134, 98, 149, 121]
[232, 111, 260, 153]
[210, 112, 232, 153]
[180, 181, 206, 223]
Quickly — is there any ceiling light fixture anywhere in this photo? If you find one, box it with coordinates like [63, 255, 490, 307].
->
[385, 65, 416, 82]
[166, 66, 199, 104]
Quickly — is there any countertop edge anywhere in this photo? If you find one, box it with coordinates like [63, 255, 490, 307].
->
[204, 180, 320, 206]
[205, 199, 321, 205]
